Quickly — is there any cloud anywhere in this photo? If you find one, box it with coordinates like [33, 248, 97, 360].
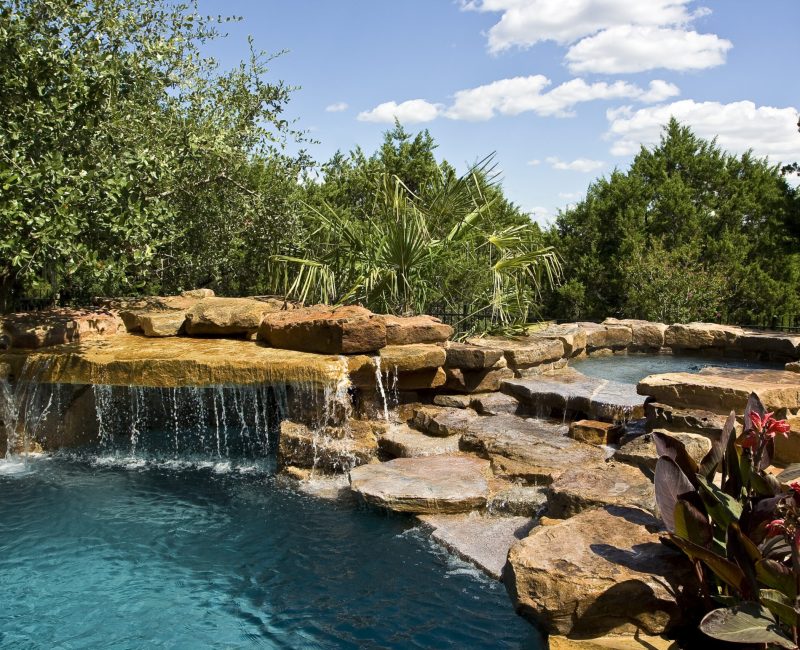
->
[445, 77, 678, 121]
[566, 26, 731, 74]
[526, 205, 553, 226]
[546, 157, 605, 172]
[606, 99, 800, 163]
[325, 102, 349, 112]
[559, 192, 582, 200]
[357, 99, 442, 124]
[527, 159, 541, 166]
[462, 0, 728, 74]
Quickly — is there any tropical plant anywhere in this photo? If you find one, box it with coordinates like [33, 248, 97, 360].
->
[272, 156, 561, 328]
[654, 393, 800, 647]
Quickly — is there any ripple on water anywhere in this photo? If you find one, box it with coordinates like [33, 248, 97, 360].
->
[0, 455, 543, 649]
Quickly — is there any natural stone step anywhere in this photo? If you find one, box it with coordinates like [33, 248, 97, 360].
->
[577, 322, 632, 351]
[459, 415, 604, 484]
[527, 323, 587, 357]
[546, 461, 655, 518]
[738, 330, 800, 359]
[444, 341, 504, 369]
[378, 343, 446, 373]
[487, 482, 548, 517]
[348, 455, 490, 514]
[432, 393, 473, 409]
[614, 431, 712, 473]
[466, 335, 565, 372]
[664, 322, 744, 349]
[139, 311, 186, 337]
[502, 368, 646, 421]
[637, 367, 800, 414]
[417, 512, 536, 580]
[444, 365, 514, 393]
[377, 423, 459, 458]
[411, 405, 478, 437]
[382, 314, 452, 345]
[185, 297, 287, 336]
[505, 506, 697, 637]
[471, 392, 521, 416]
[644, 401, 728, 436]
[278, 420, 380, 472]
[548, 634, 678, 649]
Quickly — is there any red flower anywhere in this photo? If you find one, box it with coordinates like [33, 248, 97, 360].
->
[766, 518, 786, 537]
[749, 411, 791, 439]
[790, 481, 800, 499]
[740, 431, 758, 449]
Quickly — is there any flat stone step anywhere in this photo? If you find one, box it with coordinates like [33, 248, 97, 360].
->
[637, 367, 800, 414]
[348, 455, 490, 514]
[502, 368, 645, 421]
[377, 423, 459, 458]
[418, 512, 536, 580]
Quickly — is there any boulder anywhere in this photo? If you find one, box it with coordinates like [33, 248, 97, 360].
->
[348, 455, 491, 514]
[466, 335, 565, 372]
[664, 322, 744, 350]
[445, 341, 505, 370]
[529, 323, 587, 357]
[471, 392, 521, 416]
[460, 415, 604, 484]
[180, 288, 215, 299]
[774, 414, 800, 465]
[186, 297, 286, 336]
[259, 305, 386, 354]
[548, 633, 678, 649]
[787, 361, 800, 373]
[1, 309, 121, 349]
[614, 431, 712, 473]
[277, 420, 379, 472]
[445, 366, 515, 393]
[412, 405, 477, 437]
[547, 462, 655, 518]
[644, 401, 728, 436]
[568, 419, 620, 445]
[394, 367, 447, 390]
[377, 423, 459, 458]
[418, 512, 536, 579]
[738, 330, 800, 360]
[378, 344, 446, 373]
[381, 314, 453, 345]
[139, 311, 186, 337]
[502, 368, 646, 421]
[578, 322, 632, 350]
[638, 367, 800, 414]
[604, 319, 667, 350]
[433, 394, 473, 409]
[505, 506, 697, 636]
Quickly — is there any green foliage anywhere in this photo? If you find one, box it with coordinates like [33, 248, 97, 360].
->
[0, 0, 307, 309]
[655, 395, 800, 646]
[548, 119, 800, 324]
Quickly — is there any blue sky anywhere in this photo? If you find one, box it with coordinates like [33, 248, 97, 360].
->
[196, 0, 799, 226]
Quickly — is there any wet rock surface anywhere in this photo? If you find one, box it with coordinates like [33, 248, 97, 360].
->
[505, 506, 697, 637]
[411, 405, 478, 437]
[471, 392, 521, 416]
[348, 455, 491, 514]
[502, 368, 646, 421]
[378, 343, 446, 373]
[277, 420, 380, 472]
[377, 423, 460, 458]
[418, 512, 536, 580]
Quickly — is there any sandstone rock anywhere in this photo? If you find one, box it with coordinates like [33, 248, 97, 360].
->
[433, 393, 473, 409]
[569, 419, 620, 445]
[739, 330, 800, 359]
[1, 309, 121, 349]
[466, 336, 565, 372]
[775, 415, 800, 465]
[277, 420, 379, 472]
[548, 634, 678, 649]
[460, 415, 604, 484]
[637, 367, 800, 414]
[348, 455, 490, 513]
[394, 367, 447, 390]
[379, 344, 446, 373]
[488, 483, 548, 517]
[445, 341, 504, 369]
[604, 319, 667, 350]
[505, 506, 697, 636]
[412, 405, 477, 437]
[181, 288, 215, 299]
[664, 322, 744, 350]
[502, 368, 646, 421]
[381, 314, 453, 345]
[418, 512, 535, 579]
[259, 305, 386, 354]
[377, 423, 459, 458]
[445, 366, 515, 393]
[578, 322, 633, 350]
[614, 431, 712, 472]
[787, 361, 800, 373]
[547, 462, 655, 518]
[139, 311, 186, 337]
[529, 323, 587, 357]
[471, 392, 521, 416]
[644, 401, 728, 436]
[185, 297, 286, 336]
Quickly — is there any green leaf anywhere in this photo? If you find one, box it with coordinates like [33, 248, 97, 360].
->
[756, 559, 796, 599]
[760, 589, 799, 628]
[670, 535, 746, 593]
[700, 603, 795, 648]
[696, 474, 743, 530]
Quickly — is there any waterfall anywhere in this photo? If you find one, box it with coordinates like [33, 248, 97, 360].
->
[373, 356, 390, 421]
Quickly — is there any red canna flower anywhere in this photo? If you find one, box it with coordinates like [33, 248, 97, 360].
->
[740, 431, 759, 449]
[749, 411, 791, 439]
[766, 518, 786, 537]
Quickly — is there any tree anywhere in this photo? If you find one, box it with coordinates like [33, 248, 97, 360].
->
[547, 118, 800, 325]
[0, 0, 306, 310]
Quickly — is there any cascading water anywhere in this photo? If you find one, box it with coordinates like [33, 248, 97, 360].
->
[373, 355, 390, 421]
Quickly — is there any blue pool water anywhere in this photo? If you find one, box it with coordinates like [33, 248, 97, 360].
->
[572, 353, 783, 385]
[0, 454, 543, 650]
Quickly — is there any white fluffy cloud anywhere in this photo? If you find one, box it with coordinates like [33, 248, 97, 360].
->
[546, 157, 605, 172]
[325, 102, 349, 112]
[606, 100, 800, 163]
[357, 99, 443, 124]
[566, 26, 731, 73]
[462, 0, 727, 74]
